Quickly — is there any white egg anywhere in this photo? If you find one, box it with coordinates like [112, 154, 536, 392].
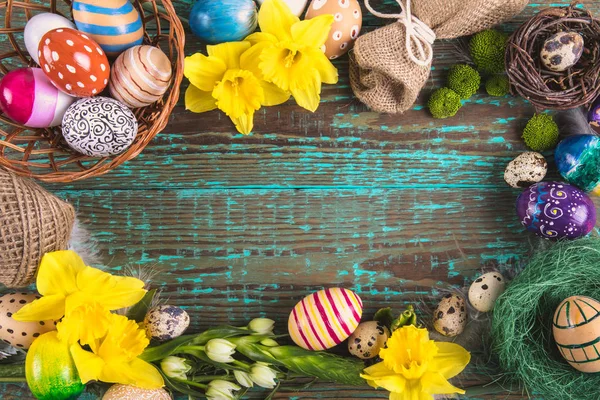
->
[468, 272, 506, 312]
[24, 13, 75, 64]
[504, 152, 547, 188]
[540, 31, 584, 72]
[144, 305, 190, 341]
[257, 0, 307, 16]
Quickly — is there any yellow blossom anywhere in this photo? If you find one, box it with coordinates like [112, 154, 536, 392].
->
[361, 325, 470, 400]
[245, 0, 338, 112]
[184, 41, 290, 135]
[56, 302, 112, 352]
[13, 251, 146, 323]
[70, 313, 163, 389]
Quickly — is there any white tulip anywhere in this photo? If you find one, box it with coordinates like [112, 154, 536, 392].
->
[248, 318, 275, 335]
[205, 380, 240, 400]
[249, 363, 278, 389]
[205, 338, 236, 363]
[160, 356, 191, 380]
[234, 370, 254, 388]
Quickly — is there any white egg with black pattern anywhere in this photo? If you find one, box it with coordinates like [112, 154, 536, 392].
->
[468, 272, 506, 312]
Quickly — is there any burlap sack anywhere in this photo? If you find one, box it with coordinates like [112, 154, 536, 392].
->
[350, 0, 529, 114]
[0, 169, 75, 287]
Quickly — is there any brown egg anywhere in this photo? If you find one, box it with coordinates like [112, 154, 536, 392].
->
[305, 0, 362, 59]
[0, 293, 57, 349]
[348, 321, 389, 359]
[433, 294, 467, 337]
[102, 384, 171, 399]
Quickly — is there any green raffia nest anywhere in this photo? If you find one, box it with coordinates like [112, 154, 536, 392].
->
[492, 238, 600, 400]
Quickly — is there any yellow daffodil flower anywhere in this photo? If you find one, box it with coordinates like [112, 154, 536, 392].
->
[184, 41, 290, 135]
[12, 251, 146, 323]
[70, 313, 164, 389]
[56, 302, 112, 351]
[245, 0, 338, 112]
[361, 325, 470, 400]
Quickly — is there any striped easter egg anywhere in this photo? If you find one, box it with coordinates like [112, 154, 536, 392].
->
[553, 295, 600, 373]
[109, 45, 172, 108]
[72, 0, 143, 57]
[288, 288, 362, 351]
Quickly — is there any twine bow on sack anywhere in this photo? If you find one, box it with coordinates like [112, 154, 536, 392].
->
[350, 0, 529, 114]
[364, 0, 436, 67]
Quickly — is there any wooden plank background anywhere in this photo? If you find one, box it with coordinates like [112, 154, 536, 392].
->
[1, 0, 599, 398]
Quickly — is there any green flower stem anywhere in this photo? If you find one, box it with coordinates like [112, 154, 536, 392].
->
[178, 345, 205, 352]
[232, 360, 251, 371]
[174, 377, 208, 390]
[192, 375, 235, 383]
[0, 364, 26, 382]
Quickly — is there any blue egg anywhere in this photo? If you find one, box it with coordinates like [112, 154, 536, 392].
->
[189, 0, 258, 44]
[555, 134, 600, 194]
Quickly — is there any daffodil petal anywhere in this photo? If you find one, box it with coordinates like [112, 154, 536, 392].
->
[258, 0, 298, 41]
[231, 111, 255, 135]
[12, 294, 65, 321]
[213, 69, 264, 119]
[261, 82, 290, 106]
[57, 303, 111, 350]
[36, 250, 86, 296]
[241, 42, 272, 79]
[420, 371, 465, 395]
[128, 358, 165, 389]
[290, 70, 322, 112]
[360, 372, 406, 394]
[207, 42, 251, 70]
[245, 32, 278, 46]
[74, 267, 146, 311]
[362, 362, 395, 378]
[306, 48, 338, 84]
[70, 343, 105, 384]
[185, 85, 218, 113]
[430, 342, 471, 379]
[184, 53, 226, 92]
[291, 15, 334, 48]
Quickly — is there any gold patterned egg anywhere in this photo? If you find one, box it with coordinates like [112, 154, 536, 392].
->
[0, 293, 57, 349]
[102, 384, 172, 399]
[553, 296, 600, 373]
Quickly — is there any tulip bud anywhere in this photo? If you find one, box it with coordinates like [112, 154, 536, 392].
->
[205, 339, 236, 363]
[248, 318, 275, 335]
[233, 370, 254, 388]
[160, 356, 192, 380]
[206, 379, 240, 400]
[260, 338, 279, 347]
[249, 363, 277, 388]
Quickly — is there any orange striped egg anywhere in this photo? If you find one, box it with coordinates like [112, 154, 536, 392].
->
[109, 45, 172, 108]
[288, 288, 362, 351]
[553, 296, 600, 373]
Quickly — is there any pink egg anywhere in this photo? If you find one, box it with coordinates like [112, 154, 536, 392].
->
[0, 68, 74, 128]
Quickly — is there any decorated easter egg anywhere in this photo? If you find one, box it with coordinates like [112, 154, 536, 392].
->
[347, 321, 389, 359]
[288, 288, 362, 351]
[24, 13, 75, 64]
[504, 152, 547, 189]
[468, 272, 506, 312]
[433, 294, 467, 337]
[553, 296, 600, 373]
[62, 97, 137, 157]
[102, 384, 172, 400]
[189, 0, 258, 44]
[109, 45, 172, 108]
[588, 96, 600, 132]
[257, 0, 308, 16]
[38, 28, 110, 97]
[0, 293, 57, 349]
[540, 31, 584, 72]
[516, 181, 596, 240]
[555, 134, 600, 194]
[72, 0, 143, 57]
[305, 0, 362, 59]
[144, 305, 190, 341]
[0, 68, 75, 128]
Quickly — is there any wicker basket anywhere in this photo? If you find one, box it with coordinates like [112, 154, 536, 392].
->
[0, 0, 184, 182]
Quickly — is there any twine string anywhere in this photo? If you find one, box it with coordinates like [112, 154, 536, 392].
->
[364, 0, 436, 66]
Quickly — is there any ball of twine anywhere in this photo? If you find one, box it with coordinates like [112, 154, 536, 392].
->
[492, 238, 600, 400]
[505, 3, 600, 110]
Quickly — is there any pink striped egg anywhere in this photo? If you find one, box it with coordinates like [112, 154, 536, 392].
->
[0, 68, 74, 128]
[288, 288, 362, 351]
[109, 45, 172, 108]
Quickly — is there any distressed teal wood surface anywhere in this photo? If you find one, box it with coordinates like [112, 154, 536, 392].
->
[1, 0, 600, 399]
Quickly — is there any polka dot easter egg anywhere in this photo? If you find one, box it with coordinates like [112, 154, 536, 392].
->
[72, 0, 143, 57]
[0, 293, 56, 349]
[306, 0, 362, 59]
[0, 68, 75, 128]
[288, 288, 362, 351]
[24, 13, 75, 64]
[38, 28, 110, 97]
[109, 45, 172, 108]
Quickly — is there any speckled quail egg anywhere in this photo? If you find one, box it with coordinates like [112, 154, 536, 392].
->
[433, 294, 467, 337]
[504, 152, 547, 188]
[348, 321, 390, 359]
[540, 31, 584, 72]
[468, 272, 506, 312]
[144, 305, 190, 341]
[0, 293, 57, 349]
[102, 384, 172, 400]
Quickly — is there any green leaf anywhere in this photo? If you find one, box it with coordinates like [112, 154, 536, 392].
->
[140, 335, 197, 362]
[373, 307, 395, 330]
[126, 289, 157, 323]
[391, 305, 417, 332]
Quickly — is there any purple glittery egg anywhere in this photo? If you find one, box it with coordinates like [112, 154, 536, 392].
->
[516, 181, 596, 240]
[589, 96, 600, 133]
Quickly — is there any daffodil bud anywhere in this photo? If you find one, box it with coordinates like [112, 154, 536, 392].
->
[160, 356, 192, 380]
[260, 338, 279, 347]
[233, 370, 254, 388]
[249, 363, 277, 389]
[248, 318, 275, 335]
[205, 339, 236, 363]
[205, 379, 240, 400]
